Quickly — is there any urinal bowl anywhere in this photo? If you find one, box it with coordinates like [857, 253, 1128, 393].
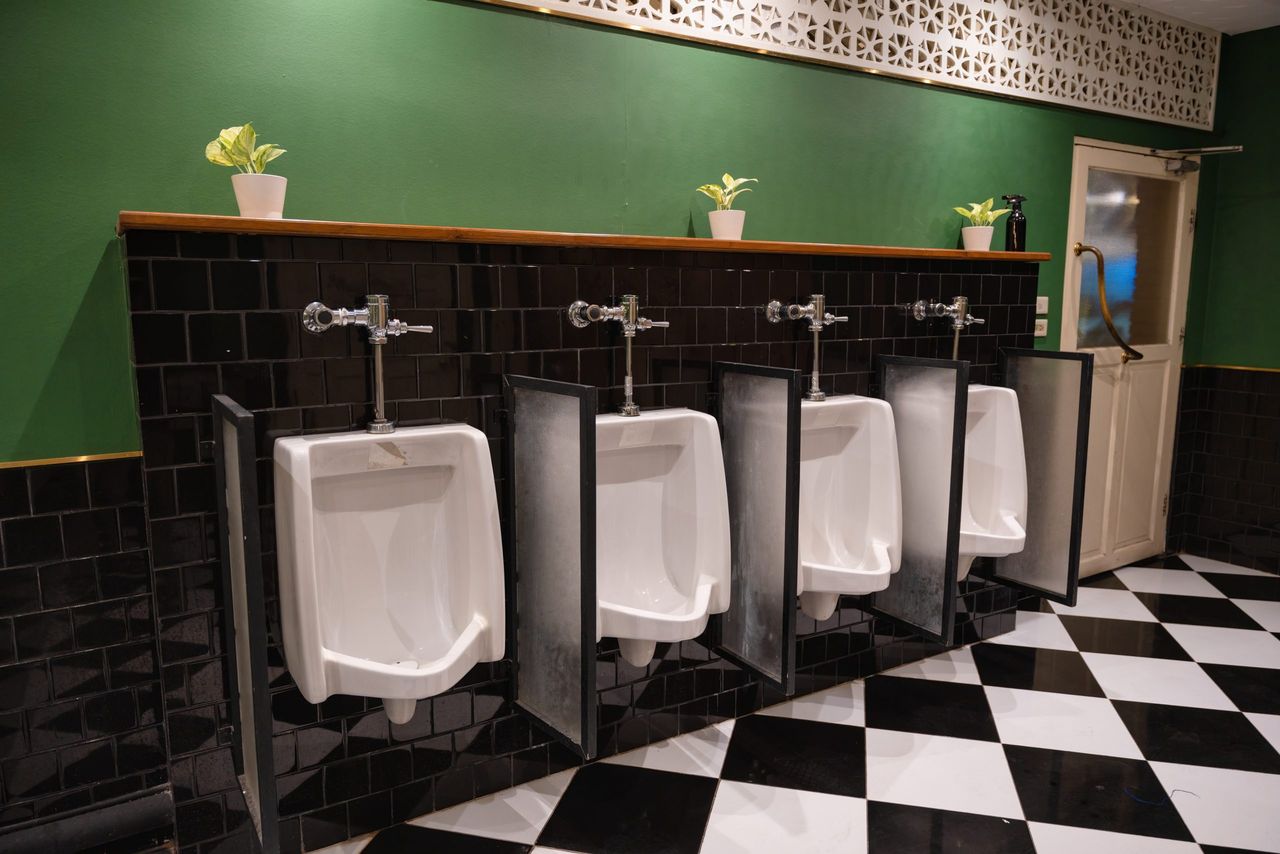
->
[274, 424, 505, 725]
[595, 409, 731, 668]
[958, 385, 1028, 580]
[797, 396, 903, 621]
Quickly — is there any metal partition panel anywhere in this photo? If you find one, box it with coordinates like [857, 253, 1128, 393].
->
[505, 375, 597, 758]
[714, 363, 801, 694]
[871, 357, 968, 644]
[212, 395, 278, 854]
[987, 349, 1093, 605]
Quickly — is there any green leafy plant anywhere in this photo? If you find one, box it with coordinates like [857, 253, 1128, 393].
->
[952, 198, 1010, 227]
[205, 123, 286, 174]
[697, 173, 757, 211]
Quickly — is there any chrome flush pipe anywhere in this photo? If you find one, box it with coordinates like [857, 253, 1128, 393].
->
[568, 294, 669, 416]
[301, 294, 433, 433]
[909, 296, 985, 359]
[767, 294, 848, 401]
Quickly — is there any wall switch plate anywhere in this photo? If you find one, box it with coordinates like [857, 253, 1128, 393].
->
[1035, 296, 1050, 314]
[1034, 318, 1049, 337]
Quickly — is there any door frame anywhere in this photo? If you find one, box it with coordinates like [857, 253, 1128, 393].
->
[1060, 137, 1199, 573]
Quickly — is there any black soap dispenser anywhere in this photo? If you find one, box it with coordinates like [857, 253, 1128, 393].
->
[1002, 194, 1027, 252]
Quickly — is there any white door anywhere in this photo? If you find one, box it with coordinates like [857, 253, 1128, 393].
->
[1062, 141, 1198, 578]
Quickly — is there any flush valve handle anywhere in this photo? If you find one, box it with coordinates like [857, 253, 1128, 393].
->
[386, 319, 435, 335]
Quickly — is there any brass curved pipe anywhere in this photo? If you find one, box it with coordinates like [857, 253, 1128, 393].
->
[1073, 242, 1144, 363]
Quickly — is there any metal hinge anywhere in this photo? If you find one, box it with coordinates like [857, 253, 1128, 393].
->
[1178, 326, 1186, 342]
[1162, 493, 1169, 516]
[1189, 209, 1197, 232]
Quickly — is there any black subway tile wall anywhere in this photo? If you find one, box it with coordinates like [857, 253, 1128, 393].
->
[0, 458, 167, 830]
[1170, 366, 1280, 574]
[120, 230, 1038, 852]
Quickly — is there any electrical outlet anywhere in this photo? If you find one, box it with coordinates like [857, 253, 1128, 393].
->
[1035, 296, 1050, 314]
[1034, 318, 1049, 337]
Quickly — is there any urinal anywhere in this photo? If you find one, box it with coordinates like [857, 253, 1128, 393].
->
[958, 385, 1028, 580]
[274, 424, 505, 725]
[797, 395, 903, 621]
[595, 409, 731, 668]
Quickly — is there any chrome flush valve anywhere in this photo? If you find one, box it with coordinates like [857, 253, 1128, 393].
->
[908, 295, 984, 360]
[566, 294, 669, 416]
[767, 294, 848, 401]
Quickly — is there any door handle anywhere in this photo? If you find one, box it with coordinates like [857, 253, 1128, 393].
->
[1073, 242, 1144, 363]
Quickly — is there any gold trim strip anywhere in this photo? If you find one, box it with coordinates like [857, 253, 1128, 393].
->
[1183, 363, 1280, 374]
[0, 450, 143, 471]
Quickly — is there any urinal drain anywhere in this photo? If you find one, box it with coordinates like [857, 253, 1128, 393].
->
[391, 659, 420, 669]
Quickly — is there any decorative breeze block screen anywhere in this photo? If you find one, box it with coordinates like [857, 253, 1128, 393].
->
[481, 0, 1219, 129]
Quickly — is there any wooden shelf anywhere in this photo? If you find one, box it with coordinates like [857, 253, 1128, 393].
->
[116, 211, 1052, 262]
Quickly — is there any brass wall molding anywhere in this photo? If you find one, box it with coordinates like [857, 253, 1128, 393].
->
[0, 450, 143, 471]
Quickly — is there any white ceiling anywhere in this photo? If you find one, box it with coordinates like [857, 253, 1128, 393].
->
[1126, 0, 1280, 35]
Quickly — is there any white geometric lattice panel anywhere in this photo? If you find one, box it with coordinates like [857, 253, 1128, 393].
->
[478, 0, 1219, 129]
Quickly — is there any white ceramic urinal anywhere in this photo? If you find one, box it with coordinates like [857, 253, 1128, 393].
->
[274, 424, 504, 725]
[797, 396, 903, 620]
[959, 385, 1028, 580]
[595, 409, 731, 668]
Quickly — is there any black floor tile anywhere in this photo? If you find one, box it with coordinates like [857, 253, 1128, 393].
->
[1131, 592, 1265, 630]
[1082, 573, 1128, 590]
[866, 800, 1034, 854]
[719, 713, 867, 797]
[863, 675, 998, 742]
[1201, 573, 1280, 602]
[1112, 700, 1280, 773]
[970, 644, 1105, 697]
[537, 763, 717, 854]
[1057, 614, 1192, 660]
[1003, 745, 1193, 841]
[1200, 663, 1280, 714]
[363, 824, 531, 853]
[1126, 555, 1193, 571]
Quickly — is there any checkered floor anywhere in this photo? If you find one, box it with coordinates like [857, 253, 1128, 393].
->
[322, 553, 1280, 854]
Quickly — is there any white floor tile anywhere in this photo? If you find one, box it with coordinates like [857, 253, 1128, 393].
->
[530, 849, 581, 854]
[1080, 652, 1237, 710]
[312, 834, 376, 854]
[1247, 713, 1280, 754]
[1236, 598, 1280, 632]
[1050, 587, 1158, 622]
[1162, 623, 1280, 668]
[1180, 554, 1272, 576]
[882, 646, 982, 684]
[984, 686, 1143, 759]
[758, 681, 865, 726]
[1027, 821, 1201, 854]
[603, 719, 735, 778]
[699, 780, 868, 854]
[985, 610, 1078, 652]
[1114, 566, 1226, 598]
[411, 768, 574, 843]
[1150, 761, 1280, 853]
[865, 729, 1024, 819]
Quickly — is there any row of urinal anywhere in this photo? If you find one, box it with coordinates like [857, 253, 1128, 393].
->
[272, 384, 1027, 723]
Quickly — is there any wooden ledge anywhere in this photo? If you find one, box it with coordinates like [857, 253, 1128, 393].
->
[116, 211, 1052, 262]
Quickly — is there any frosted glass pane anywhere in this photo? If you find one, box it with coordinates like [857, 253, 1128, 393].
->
[872, 360, 962, 641]
[991, 352, 1090, 602]
[511, 383, 593, 753]
[718, 368, 797, 689]
[1079, 169, 1179, 348]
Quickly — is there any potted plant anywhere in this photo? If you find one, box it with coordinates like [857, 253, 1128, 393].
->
[952, 198, 1010, 251]
[697, 173, 757, 240]
[205, 123, 288, 218]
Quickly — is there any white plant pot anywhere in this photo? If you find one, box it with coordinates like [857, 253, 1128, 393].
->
[708, 209, 746, 241]
[961, 225, 994, 251]
[231, 173, 288, 219]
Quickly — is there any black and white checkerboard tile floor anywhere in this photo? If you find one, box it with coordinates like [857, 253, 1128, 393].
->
[321, 554, 1280, 853]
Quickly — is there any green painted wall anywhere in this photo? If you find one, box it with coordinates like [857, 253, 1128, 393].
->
[1, 0, 1222, 463]
[1182, 26, 1280, 369]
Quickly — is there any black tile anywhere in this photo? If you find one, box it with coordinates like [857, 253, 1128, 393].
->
[188, 313, 244, 362]
[366, 824, 531, 854]
[720, 713, 867, 796]
[1203, 573, 1280, 601]
[1127, 554, 1194, 570]
[970, 643, 1105, 697]
[151, 516, 204, 567]
[1056, 614, 1191, 660]
[245, 312, 301, 360]
[1, 749, 60, 798]
[265, 262, 320, 308]
[83, 689, 137, 736]
[14, 610, 74, 658]
[1131, 591, 1264, 630]
[60, 738, 116, 787]
[319, 262, 369, 307]
[39, 559, 98, 608]
[0, 469, 30, 518]
[152, 260, 210, 310]
[1112, 700, 1280, 773]
[88, 459, 143, 507]
[1201, 663, 1280, 714]
[3, 515, 64, 566]
[220, 362, 274, 410]
[864, 675, 999, 741]
[131, 314, 188, 364]
[1003, 745, 1192, 841]
[50, 650, 105, 698]
[866, 800, 1034, 854]
[1080, 572, 1127, 590]
[28, 465, 89, 514]
[211, 261, 265, 309]
[62, 508, 121, 558]
[0, 567, 40, 615]
[537, 763, 716, 854]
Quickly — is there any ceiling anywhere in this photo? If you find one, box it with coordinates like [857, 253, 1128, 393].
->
[1126, 0, 1280, 34]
